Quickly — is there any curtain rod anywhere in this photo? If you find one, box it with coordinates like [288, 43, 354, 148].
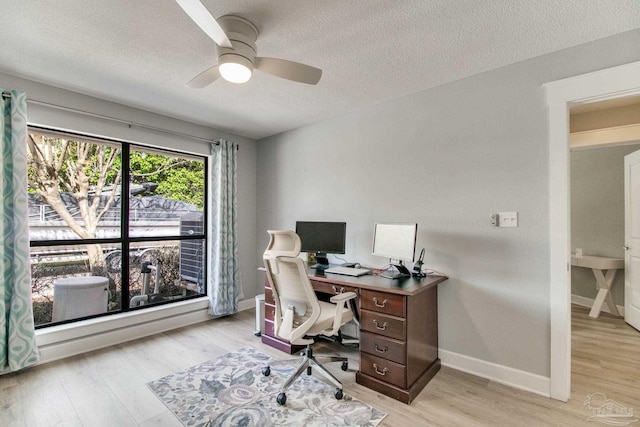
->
[2, 92, 230, 145]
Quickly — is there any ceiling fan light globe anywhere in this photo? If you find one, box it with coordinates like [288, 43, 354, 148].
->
[219, 63, 251, 83]
[219, 55, 253, 83]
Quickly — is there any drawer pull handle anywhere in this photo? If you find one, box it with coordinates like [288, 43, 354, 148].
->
[373, 364, 389, 376]
[374, 344, 388, 353]
[332, 285, 345, 294]
[373, 297, 388, 308]
[373, 320, 388, 330]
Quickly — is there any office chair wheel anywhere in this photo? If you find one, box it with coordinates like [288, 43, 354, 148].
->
[276, 392, 287, 406]
[341, 361, 348, 371]
[334, 389, 343, 400]
[262, 367, 271, 377]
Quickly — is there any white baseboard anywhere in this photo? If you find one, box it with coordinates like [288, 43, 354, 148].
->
[237, 298, 255, 311]
[35, 297, 254, 365]
[438, 296, 626, 399]
[571, 294, 625, 316]
[439, 349, 550, 398]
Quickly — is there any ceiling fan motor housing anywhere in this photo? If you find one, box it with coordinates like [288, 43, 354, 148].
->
[216, 15, 259, 70]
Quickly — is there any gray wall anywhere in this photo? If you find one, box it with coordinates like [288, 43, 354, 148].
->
[256, 29, 640, 378]
[0, 72, 258, 304]
[571, 143, 640, 306]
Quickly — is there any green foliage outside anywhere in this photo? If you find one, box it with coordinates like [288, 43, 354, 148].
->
[27, 137, 121, 195]
[130, 151, 205, 209]
[27, 136, 205, 209]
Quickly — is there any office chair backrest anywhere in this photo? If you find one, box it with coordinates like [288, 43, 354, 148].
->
[263, 230, 321, 344]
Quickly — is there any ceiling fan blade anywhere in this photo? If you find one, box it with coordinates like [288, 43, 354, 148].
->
[175, 0, 232, 48]
[186, 65, 221, 88]
[254, 57, 322, 85]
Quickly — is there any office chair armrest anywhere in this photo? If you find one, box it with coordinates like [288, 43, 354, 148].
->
[324, 291, 357, 337]
[329, 291, 357, 304]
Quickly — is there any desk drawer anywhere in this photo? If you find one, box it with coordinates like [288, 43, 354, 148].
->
[310, 280, 358, 296]
[264, 303, 275, 321]
[360, 331, 406, 365]
[360, 352, 406, 389]
[360, 289, 405, 317]
[264, 319, 275, 337]
[264, 286, 275, 305]
[360, 309, 406, 341]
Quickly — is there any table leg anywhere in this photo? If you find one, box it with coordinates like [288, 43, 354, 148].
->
[589, 268, 621, 318]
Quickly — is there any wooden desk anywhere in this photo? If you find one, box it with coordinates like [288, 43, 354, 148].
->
[571, 255, 624, 318]
[261, 268, 447, 404]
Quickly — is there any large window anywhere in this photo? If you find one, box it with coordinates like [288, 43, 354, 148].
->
[27, 128, 207, 327]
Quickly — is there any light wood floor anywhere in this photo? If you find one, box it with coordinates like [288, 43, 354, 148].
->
[1, 305, 638, 426]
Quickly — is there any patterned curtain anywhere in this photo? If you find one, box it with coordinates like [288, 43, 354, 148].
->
[208, 140, 239, 316]
[1, 89, 39, 374]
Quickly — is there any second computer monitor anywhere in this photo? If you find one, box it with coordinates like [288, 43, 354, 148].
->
[372, 223, 417, 279]
[295, 221, 346, 269]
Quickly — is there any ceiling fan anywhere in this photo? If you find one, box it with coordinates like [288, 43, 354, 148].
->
[176, 0, 322, 87]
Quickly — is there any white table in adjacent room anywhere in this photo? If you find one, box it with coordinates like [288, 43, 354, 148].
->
[571, 255, 624, 319]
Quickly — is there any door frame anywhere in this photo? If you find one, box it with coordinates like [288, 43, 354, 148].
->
[545, 61, 640, 401]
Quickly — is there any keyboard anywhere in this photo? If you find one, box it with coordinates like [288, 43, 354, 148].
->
[324, 266, 371, 277]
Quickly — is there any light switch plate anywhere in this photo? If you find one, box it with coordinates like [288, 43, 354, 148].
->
[499, 211, 518, 227]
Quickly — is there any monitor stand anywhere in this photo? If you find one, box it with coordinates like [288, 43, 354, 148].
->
[379, 262, 411, 279]
[310, 253, 330, 271]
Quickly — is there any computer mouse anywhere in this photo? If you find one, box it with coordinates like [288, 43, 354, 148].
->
[354, 263, 361, 268]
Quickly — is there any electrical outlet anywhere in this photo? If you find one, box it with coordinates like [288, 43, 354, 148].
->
[490, 213, 498, 226]
[499, 211, 518, 227]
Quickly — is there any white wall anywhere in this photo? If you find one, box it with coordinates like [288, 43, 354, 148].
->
[256, 28, 640, 387]
[0, 72, 258, 362]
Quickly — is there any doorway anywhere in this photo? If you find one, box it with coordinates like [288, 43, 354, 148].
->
[545, 60, 640, 401]
[570, 106, 640, 317]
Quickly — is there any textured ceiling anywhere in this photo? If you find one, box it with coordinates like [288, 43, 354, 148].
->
[1, 1, 640, 140]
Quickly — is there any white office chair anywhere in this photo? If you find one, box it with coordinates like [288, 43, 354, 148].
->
[261, 230, 357, 406]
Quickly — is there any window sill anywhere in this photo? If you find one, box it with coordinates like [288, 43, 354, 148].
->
[35, 297, 211, 364]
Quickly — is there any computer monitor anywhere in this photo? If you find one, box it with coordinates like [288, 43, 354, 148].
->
[372, 223, 417, 279]
[295, 221, 346, 270]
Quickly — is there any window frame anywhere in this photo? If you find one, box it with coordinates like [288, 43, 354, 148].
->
[27, 125, 209, 328]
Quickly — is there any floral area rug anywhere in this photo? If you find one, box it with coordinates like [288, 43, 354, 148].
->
[147, 346, 386, 427]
